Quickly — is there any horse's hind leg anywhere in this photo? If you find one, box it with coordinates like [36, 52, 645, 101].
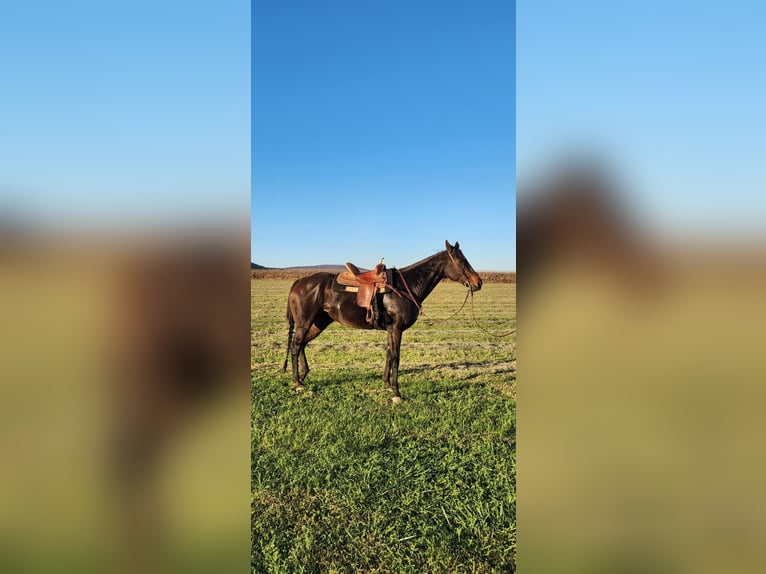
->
[293, 313, 333, 390]
[298, 345, 310, 381]
[290, 323, 317, 390]
[290, 325, 307, 390]
[296, 324, 318, 380]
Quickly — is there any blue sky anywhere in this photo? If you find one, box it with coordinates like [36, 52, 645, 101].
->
[251, 1, 515, 270]
[4, 2, 763, 261]
[518, 1, 766, 236]
[1, 1, 250, 230]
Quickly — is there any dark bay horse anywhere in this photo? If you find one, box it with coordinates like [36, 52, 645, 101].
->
[282, 240, 482, 402]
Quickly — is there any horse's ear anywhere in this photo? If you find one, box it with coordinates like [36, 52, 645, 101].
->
[454, 241, 460, 249]
[445, 240, 453, 251]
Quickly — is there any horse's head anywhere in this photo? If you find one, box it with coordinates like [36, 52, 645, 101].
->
[444, 240, 483, 292]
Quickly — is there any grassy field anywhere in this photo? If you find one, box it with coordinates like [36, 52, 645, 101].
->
[252, 278, 516, 573]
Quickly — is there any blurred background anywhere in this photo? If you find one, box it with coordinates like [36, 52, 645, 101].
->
[518, 1, 766, 573]
[5, 0, 766, 572]
[0, 2, 250, 573]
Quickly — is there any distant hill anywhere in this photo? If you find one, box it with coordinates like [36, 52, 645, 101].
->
[251, 262, 345, 271]
[283, 264, 346, 271]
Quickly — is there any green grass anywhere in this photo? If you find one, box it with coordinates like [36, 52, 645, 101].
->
[252, 279, 516, 573]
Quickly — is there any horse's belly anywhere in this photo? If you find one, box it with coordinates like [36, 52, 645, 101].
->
[325, 297, 376, 330]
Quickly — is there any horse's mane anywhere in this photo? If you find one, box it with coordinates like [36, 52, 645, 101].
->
[400, 249, 446, 272]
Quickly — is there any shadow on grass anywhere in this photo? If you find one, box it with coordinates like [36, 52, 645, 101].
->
[404, 360, 513, 374]
[257, 363, 517, 405]
[288, 369, 383, 394]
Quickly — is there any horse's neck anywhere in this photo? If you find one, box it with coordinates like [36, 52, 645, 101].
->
[399, 253, 447, 303]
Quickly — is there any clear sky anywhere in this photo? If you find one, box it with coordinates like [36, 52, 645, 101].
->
[251, 1, 516, 271]
[1, 1, 250, 231]
[517, 1, 766, 236]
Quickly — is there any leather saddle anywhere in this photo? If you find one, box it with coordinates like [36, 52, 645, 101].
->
[334, 258, 391, 324]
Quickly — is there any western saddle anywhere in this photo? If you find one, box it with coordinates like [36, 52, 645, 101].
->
[336, 257, 389, 324]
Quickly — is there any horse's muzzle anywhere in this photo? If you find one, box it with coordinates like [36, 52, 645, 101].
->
[467, 276, 483, 292]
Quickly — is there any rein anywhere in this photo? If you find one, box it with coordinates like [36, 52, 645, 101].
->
[448, 250, 515, 337]
[468, 290, 516, 338]
[389, 249, 466, 312]
[389, 255, 515, 336]
[436, 288, 471, 322]
[389, 269, 421, 311]
[418, 286, 472, 324]
[387, 268, 472, 324]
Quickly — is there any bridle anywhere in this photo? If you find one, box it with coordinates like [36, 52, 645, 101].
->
[386, 249, 469, 311]
[388, 268, 470, 323]
[446, 248, 476, 291]
[390, 250, 516, 337]
[387, 249, 471, 323]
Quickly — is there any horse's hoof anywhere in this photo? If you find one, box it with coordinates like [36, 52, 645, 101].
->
[294, 384, 305, 392]
[391, 396, 403, 404]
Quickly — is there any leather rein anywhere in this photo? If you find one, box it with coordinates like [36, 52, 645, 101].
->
[468, 289, 516, 338]
[387, 268, 421, 311]
[446, 249, 516, 337]
[385, 251, 516, 337]
[383, 251, 473, 326]
[387, 250, 468, 317]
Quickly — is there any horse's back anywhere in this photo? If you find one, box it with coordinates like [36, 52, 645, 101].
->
[288, 272, 336, 313]
[289, 272, 335, 294]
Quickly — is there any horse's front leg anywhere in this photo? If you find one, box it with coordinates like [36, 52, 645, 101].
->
[383, 340, 391, 386]
[384, 327, 403, 403]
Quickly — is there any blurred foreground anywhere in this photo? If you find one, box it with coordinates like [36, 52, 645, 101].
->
[0, 225, 250, 574]
[519, 165, 766, 573]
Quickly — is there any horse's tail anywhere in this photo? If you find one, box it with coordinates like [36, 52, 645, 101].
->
[282, 301, 294, 373]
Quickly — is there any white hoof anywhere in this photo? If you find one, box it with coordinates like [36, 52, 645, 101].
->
[391, 396, 403, 404]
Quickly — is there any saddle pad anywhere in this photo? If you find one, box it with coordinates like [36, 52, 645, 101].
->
[331, 281, 389, 294]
